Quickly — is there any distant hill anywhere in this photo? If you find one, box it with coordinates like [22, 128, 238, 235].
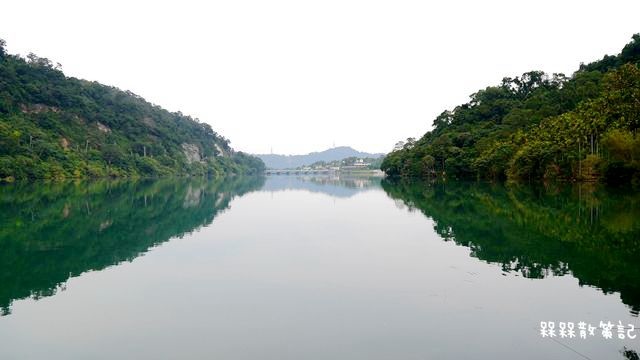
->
[256, 146, 384, 169]
[0, 38, 264, 180]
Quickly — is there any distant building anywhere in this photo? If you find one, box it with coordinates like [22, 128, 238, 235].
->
[341, 158, 370, 171]
[353, 158, 369, 167]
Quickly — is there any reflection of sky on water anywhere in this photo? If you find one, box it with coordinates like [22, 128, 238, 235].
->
[261, 175, 381, 198]
[0, 177, 638, 360]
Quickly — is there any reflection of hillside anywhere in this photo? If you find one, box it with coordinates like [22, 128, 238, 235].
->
[262, 175, 381, 198]
[382, 180, 640, 315]
[0, 176, 264, 315]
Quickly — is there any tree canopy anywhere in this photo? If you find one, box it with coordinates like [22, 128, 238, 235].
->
[382, 34, 640, 186]
[0, 39, 264, 180]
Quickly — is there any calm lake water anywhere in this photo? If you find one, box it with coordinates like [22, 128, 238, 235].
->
[0, 176, 639, 359]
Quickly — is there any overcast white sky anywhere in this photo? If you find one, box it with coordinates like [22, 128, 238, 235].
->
[1, 1, 639, 155]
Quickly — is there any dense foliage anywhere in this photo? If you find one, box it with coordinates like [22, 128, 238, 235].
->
[382, 35, 640, 185]
[0, 39, 264, 180]
[382, 179, 640, 315]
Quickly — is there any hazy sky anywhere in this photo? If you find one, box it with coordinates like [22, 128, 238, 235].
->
[1, 1, 639, 155]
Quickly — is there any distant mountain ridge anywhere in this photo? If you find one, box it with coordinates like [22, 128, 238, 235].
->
[256, 146, 384, 169]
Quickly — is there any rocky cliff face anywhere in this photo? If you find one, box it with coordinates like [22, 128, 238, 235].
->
[181, 143, 202, 164]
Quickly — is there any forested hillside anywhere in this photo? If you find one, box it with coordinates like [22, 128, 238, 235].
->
[382, 34, 640, 185]
[0, 39, 264, 180]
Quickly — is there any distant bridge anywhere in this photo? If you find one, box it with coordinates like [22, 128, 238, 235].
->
[265, 169, 338, 175]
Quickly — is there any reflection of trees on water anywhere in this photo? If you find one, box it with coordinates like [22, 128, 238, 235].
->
[622, 347, 640, 360]
[382, 180, 640, 315]
[0, 176, 264, 316]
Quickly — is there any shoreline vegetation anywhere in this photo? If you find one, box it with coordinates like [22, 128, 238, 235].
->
[3, 35, 640, 187]
[0, 38, 265, 182]
[381, 34, 640, 187]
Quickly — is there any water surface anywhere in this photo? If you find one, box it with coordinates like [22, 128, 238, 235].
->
[0, 176, 638, 359]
